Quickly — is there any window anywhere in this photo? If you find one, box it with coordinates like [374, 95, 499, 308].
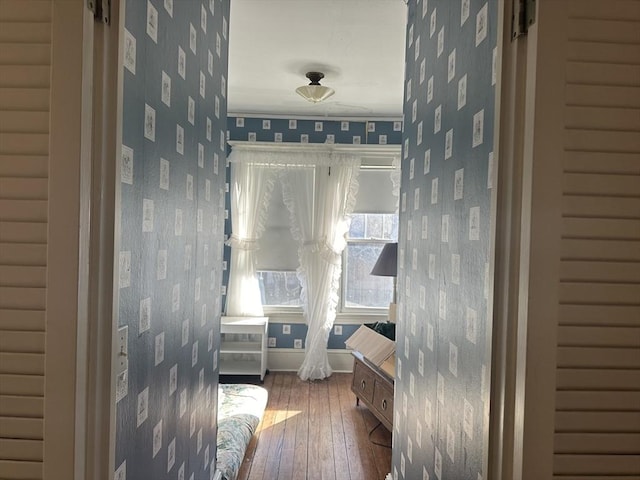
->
[258, 271, 301, 306]
[341, 166, 399, 311]
[343, 213, 398, 309]
[259, 213, 398, 310]
[256, 159, 399, 312]
[256, 180, 301, 307]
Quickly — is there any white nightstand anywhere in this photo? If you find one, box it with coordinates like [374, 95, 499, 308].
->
[219, 316, 269, 381]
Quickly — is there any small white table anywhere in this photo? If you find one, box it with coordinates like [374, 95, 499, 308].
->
[220, 316, 269, 381]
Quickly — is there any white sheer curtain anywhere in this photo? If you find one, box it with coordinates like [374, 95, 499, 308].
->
[226, 145, 360, 380]
[225, 157, 276, 316]
[390, 154, 402, 208]
[281, 155, 360, 380]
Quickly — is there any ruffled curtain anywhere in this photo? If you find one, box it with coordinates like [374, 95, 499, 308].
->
[390, 154, 402, 210]
[225, 158, 276, 316]
[281, 155, 360, 381]
[226, 146, 360, 380]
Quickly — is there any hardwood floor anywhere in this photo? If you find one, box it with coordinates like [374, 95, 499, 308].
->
[237, 372, 392, 480]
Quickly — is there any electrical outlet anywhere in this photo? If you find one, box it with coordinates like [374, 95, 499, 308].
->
[334, 325, 343, 335]
[116, 326, 128, 374]
[282, 324, 291, 335]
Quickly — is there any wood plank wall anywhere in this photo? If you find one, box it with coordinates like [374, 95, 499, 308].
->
[0, 1, 51, 479]
[554, 1, 640, 478]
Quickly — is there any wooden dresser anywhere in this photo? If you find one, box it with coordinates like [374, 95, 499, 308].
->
[351, 350, 394, 431]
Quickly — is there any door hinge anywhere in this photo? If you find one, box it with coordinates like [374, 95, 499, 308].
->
[87, 0, 111, 25]
[512, 0, 536, 39]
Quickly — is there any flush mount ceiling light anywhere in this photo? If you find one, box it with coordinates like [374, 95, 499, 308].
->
[295, 71, 335, 104]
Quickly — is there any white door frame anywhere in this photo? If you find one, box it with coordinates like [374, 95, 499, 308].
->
[488, 0, 534, 478]
[45, 2, 95, 479]
[488, 1, 565, 479]
[45, 1, 120, 479]
[80, 0, 123, 478]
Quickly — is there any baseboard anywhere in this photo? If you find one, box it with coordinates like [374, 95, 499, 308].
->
[267, 348, 354, 373]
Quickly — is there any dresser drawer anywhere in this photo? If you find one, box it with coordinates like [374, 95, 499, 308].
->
[352, 360, 376, 403]
[372, 380, 394, 426]
[350, 351, 395, 431]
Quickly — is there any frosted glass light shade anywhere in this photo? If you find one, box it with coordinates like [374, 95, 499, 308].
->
[295, 84, 335, 103]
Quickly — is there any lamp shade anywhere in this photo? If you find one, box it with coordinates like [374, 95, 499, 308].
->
[370, 242, 398, 277]
[295, 85, 335, 103]
[295, 71, 335, 104]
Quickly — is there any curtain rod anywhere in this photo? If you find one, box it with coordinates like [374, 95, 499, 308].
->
[227, 141, 401, 157]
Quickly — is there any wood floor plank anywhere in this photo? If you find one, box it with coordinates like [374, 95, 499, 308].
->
[307, 379, 337, 480]
[236, 374, 275, 480]
[329, 373, 350, 480]
[263, 373, 293, 479]
[277, 373, 305, 480]
[247, 373, 284, 480]
[290, 376, 310, 480]
[236, 372, 392, 480]
[307, 380, 321, 480]
[318, 379, 337, 480]
[337, 373, 365, 480]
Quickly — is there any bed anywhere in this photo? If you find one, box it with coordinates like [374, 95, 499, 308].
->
[216, 383, 268, 480]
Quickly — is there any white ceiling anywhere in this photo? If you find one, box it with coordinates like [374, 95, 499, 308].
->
[227, 0, 408, 118]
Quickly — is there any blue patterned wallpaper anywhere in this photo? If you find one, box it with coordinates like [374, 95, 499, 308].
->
[114, 1, 229, 479]
[262, 322, 362, 350]
[392, 0, 498, 479]
[227, 116, 403, 146]
[222, 115, 402, 350]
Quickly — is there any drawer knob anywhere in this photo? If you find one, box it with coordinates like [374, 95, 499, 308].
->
[382, 399, 387, 410]
[361, 380, 366, 390]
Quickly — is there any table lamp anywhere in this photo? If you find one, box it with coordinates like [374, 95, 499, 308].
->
[370, 242, 398, 322]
